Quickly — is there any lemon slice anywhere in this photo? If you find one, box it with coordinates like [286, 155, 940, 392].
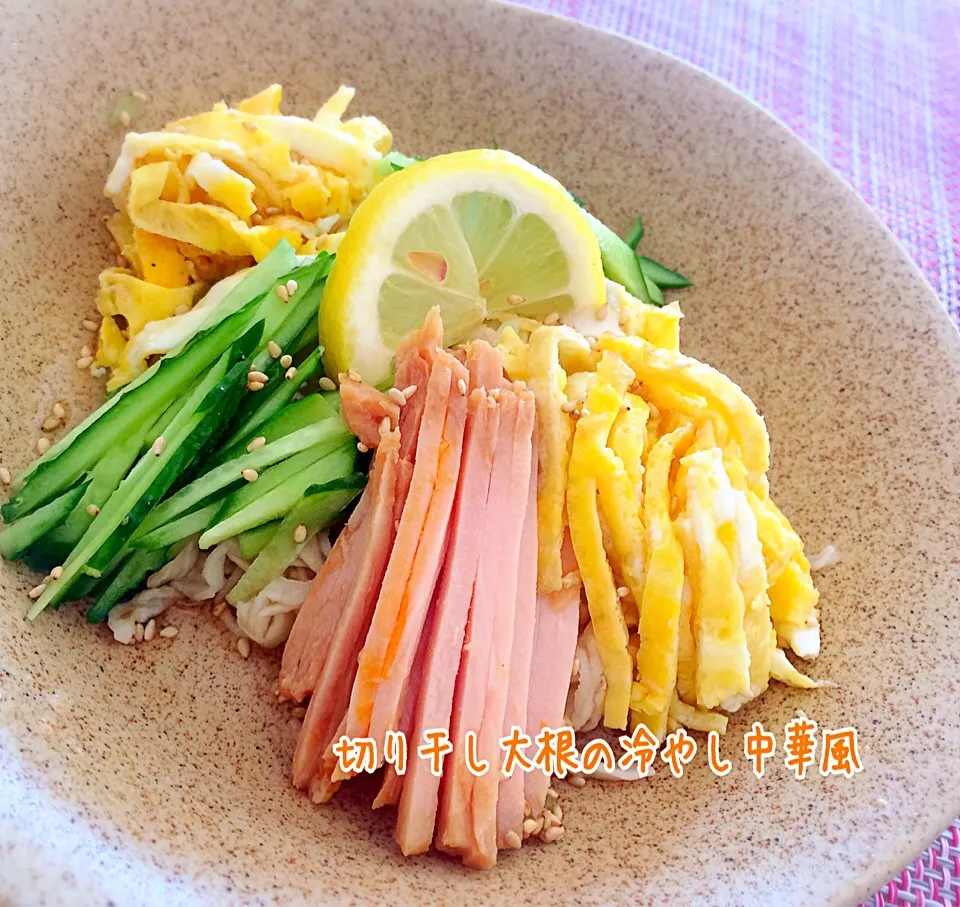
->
[320, 149, 604, 383]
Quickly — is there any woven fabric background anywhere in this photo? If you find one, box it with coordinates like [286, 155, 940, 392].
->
[511, 1, 960, 905]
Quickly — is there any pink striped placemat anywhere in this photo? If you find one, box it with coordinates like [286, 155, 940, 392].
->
[512, 1, 960, 904]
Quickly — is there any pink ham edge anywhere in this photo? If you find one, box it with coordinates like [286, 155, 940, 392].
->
[436, 391, 520, 861]
[394, 389, 500, 855]
[365, 350, 469, 757]
[496, 427, 539, 849]
[523, 535, 581, 819]
[290, 427, 404, 794]
[469, 388, 535, 869]
[339, 379, 400, 449]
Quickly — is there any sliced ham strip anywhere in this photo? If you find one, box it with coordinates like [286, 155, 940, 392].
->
[394, 307, 443, 462]
[290, 428, 406, 795]
[436, 391, 520, 861]
[496, 435, 539, 849]
[340, 379, 399, 449]
[469, 387, 535, 869]
[395, 389, 501, 856]
[523, 534, 581, 819]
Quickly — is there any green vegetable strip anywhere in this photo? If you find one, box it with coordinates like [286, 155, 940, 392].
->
[625, 216, 644, 250]
[637, 256, 692, 289]
[134, 418, 352, 540]
[236, 520, 282, 560]
[227, 473, 365, 605]
[0, 481, 89, 561]
[132, 502, 223, 552]
[85, 549, 169, 624]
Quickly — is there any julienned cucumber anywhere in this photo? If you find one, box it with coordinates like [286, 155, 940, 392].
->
[0, 480, 89, 561]
[134, 416, 352, 541]
[637, 256, 692, 289]
[29, 325, 262, 617]
[199, 444, 357, 549]
[5, 243, 297, 517]
[227, 474, 366, 605]
[582, 211, 654, 306]
[132, 501, 223, 552]
[236, 520, 282, 560]
[85, 548, 169, 625]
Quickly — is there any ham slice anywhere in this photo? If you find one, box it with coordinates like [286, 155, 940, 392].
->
[496, 441, 539, 849]
[395, 388, 501, 855]
[335, 348, 468, 778]
[290, 427, 406, 797]
[523, 535, 581, 819]
[339, 379, 399, 449]
[436, 391, 521, 862]
[469, 387, 535, 869]
[394, 307, 443, 462]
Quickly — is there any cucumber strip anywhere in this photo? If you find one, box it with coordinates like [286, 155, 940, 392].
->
[624, 216, 644, 250]
[45, 418, 155, 553]
[84, 548, 169, 625]
[582, 211, 653, 306]
[293, 312, 320, 356]
[637, 256, 692, 289]
[11, 243, 296, 495]
[30, 327, 261, 617]
[236, 520, 281, 560]
[0, 480, 90, 561]
[227, 474, 365, 605]
[4, 301, 270, 523]
[200, 444, 356, 548]
[134, 417, 351, 539]
[644, 272, 665, 306]
[132, 501, 222, 552]
[217, 379, 336, 466]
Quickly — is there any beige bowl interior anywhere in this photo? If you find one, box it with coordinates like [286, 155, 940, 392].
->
[2, 1, 960, 904]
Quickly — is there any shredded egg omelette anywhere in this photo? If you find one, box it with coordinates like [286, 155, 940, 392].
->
[96, 84, 391, 389]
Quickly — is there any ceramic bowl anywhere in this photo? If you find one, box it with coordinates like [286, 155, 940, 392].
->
[2, 1, 959, 904]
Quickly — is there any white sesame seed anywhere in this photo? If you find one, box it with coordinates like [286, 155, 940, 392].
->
[119, 110, 131, 127]
[80, 345, 91, 358]
[246, 436, 266, 452]
[284, 366, 297, 380]
[132, 90, 148, 102]
[542, 826, 564, 844]
[90, 365, 107, 378]
[152, 436, 166, 456]
[50, 565, 63, 580]
[504, 831, 522, 850]
[280, 354, 293, 369]
[212, 601, 227, 618]
[566, 774, 586, 788]
[546, 786, 558, 800]
[507, 294, 525, 306]
[294, 524, 307, 544]
[241, 468, 259, 483]
[41, 416, 60, 432]
[134, 622, 144, 642]
[276, 285, 289, 302]
[522, 818, 537, 836]
[357, 441, 369, 453]
[248, 370, 269, 383]
[543, 312, 560, 325]
[174, 304, 190, 316]
[318, 376, 336, 391]
[143, 618, 157, 642]
[237, 637, 251, 658]
[28, 583, 46, 599]
[285, 279, 298, 296]
[267, 340, 282, 359]
[76, 356, 93, 370]
[247, 380, 265, 392]
[617, 585, 629, 599]
[52, 402, 65, 419]
[596, 305, 609, 321]
[37, 437, 51, 454]
[541, 810, 554, 831]
[457, 378, 467, 396]
[159, 626, 178, 638]
[265, 206, 282, 216]
[347, 369, 362, 383]
[524, 800, 532, 817]
[251, 213, 263, 226]
[560, 400, 577, 413]
[532, 816, 544, 835]
[0, 466, 11, 485]
[387, 387, 407, 407]
[401, 384, 418, 399]
[86, 503, 100, 516]
[82, 319, 98, 331]
[552, 804, 563, 824]
[379, 416, 391, 436]
[242, 120, 257, 133]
